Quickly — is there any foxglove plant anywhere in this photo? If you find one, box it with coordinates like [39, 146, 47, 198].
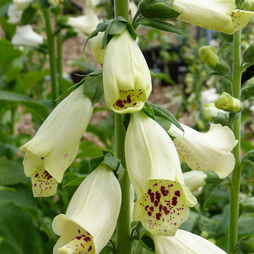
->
[20, 85, 93, 197]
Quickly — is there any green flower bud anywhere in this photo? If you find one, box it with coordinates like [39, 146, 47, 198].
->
[203, 103, 229, 125]
[215, 92, 242, 112]
[90, 32, 105, 64]
[198, 46, 230, 74]
[243, 43, 254, 63]
[239, 236, 254, 252]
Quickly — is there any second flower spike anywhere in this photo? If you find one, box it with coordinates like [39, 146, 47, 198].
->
[103, 30, 152, 114]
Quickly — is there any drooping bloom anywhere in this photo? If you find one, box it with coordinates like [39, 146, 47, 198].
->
[7, 0, 32, 23]
[168, 123, 238, 178]
[153, 229, 226, 254]
[67, 11, 100, 35]
[90, 32, 105, 65]
[125, 111, 197, 236]
[103, 30, 152, 114]
[52, 163, 121, 254]
[183, 171, 207, 192]
[11, 25, 44, 47]
[171, 0, 254, 34]
[20, 85, 93, 197]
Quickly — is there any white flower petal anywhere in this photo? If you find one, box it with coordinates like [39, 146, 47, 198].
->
[11, 25, 43, 47]
[168, 123, 237, 178]
[153, 229, 226, 254]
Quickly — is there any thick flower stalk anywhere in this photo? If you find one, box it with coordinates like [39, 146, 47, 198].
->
[125, 111, 197, 236]
[171, 0, 254, 34]
[20, 85, 93, 197]
[103, 30, 152, 114]
[52, 163, 121, 254]
[168, 123, 238, 178]
[11, 25, 44, 47]
[153, 229, 226, 254]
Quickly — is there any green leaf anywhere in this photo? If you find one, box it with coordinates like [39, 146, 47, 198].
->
[63, 176, 86, 187]
[242, 149, 254, 167]
[220, 32, 233, 43]
[0, 90, 49, 121]
[136, 17, 192, 40]
[142, 102, 155, 120]
[108, 19, 127, 35]
[146, 102, 184, 132]
[83, 71, 103, 106]
[0, 142, 19, 159]
[238, 213, 254, 236]
[21, 6, 37, 24]
[0, 157, 29, 185]
[241, 76, 254, 101]
[39, 0, 50, 9]
[0, 204, 43, 254]
[76, 140, 103, 158]
[0, 1, 11, 18]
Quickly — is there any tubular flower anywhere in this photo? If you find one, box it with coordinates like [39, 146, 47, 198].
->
[153, 229, 226, 254]
[52, 164, 121, 254]
[11, 25, 44, 47]
[20, 85, 93, 197]
[103, 30, 152, 114]
[67, 11, 100, 35]
[171, 0, 254, 34]
[168, 123, 238, 179]
[125, 111, 197, 236]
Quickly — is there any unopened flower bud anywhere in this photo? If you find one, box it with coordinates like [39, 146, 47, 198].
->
[203, 103, 229, 125]
[215, 92, 242, 112]
[243, 43, 254, 63]
[90, 32, 105, 64]
[198, 46, 230, 74]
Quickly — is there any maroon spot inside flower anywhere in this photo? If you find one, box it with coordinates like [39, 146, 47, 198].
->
[174, 190, 181, 197]
[172, 196, 178, 206]
[163, 206, 169, 215]
[148, 211, 152, 216]
[41, 157, 44, 160]
[116, 100, 124, 108]
[156, 213, 162, 220]
[64, 153, 68, 158]
[145, 205, 149, 211]
[84, 236, 91, 242]
[126, 95, 131, 103]
[154, 200, 159, 207]
[35, 173, 39, 178]
[155, 191, 161, 202]
[76, 236, 82, 240]
[149, 206, 154, 212]
[148, 189, 154, 202]
[88, 246, 92, 251]
[161, 186, 169, 196]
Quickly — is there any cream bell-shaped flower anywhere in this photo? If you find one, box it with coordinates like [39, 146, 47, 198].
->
[168, 123, 238, 179]
[12, 25, 44, 47]
[20, 85, 93, 197]
[7, 4, 23, 24]
[13, 0, 32, 10]
[67, 11, 100, 35]
[153, 229, 226, 254]
[183, 171, 207, 192]
[52, 164, 121, 254]
[125, 111, 197, 236]
[90, 32, 105, 65]
[171, 0, 254, 34]
[103, 30, 152, 114]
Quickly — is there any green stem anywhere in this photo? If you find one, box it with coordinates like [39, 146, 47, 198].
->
[43, 8, 58, 107]
[57, 32, 63, 95]
[114, 0, 131, 253]
[228, 30, 242, 254]
[115, 114, 132, 254]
